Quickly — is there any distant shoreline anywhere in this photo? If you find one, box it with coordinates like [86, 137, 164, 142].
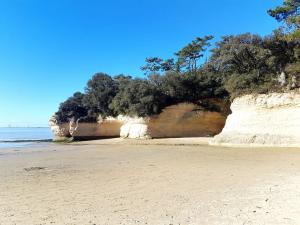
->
[0, 127, 49, 128]
[0, 127, 53, 148]
[0, 139, 52, 143]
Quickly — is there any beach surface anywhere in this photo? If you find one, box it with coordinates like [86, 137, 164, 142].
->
[1, 138, 300, 225]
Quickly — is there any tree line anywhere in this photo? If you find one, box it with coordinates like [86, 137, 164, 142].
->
[55, 0, 300, 123]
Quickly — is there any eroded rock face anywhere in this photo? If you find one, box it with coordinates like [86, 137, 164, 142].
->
[70, 118, 122, 140]
[119, 117, 150, 139]
[48, 116, 71, 141]
[149, 103, 227, 138]
[120, 103, 228, 139]
[49, 101, 229, 140]
[211, 90, 300, 147]
[49, 116, 123, 141]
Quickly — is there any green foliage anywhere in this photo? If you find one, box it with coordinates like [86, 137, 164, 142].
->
[175, 35, 214, 73]
[55, 5, 300, 124]
[196, 70, 228, 99]
[141, 36, 213, 75]
[207, 33, 300, 98]
[83, 73, 118, 118]
[141, 57, 175, 75]
[55, 92, 91, 123]
[268, 0, 300, 39]
[109, 78, 166, 117]
[224, 71, 277, 99]
[209, 34, 269, 74]
[145, 69, 228, 106]
[268, 0, 300, 28]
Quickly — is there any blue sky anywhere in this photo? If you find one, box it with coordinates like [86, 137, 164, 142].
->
[0, 0, 281, 127]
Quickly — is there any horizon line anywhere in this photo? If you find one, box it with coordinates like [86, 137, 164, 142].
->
[0, 126, 49, 128]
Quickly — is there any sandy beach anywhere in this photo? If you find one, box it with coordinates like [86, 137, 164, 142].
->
[1, 138, 300, 225]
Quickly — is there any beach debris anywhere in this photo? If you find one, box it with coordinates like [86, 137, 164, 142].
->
[24, 166, 46, 172]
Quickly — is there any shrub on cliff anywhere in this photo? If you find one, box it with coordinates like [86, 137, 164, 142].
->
[109, 78, 167, 117]
[53, 2, 300, 125]
[196, 70, 228, 99]
[109, 70, 228, 117]
[55, 73, 119, 123]
[157, 71, 227, 103]
[206, 33, 300, 98]
[268, 0, 300, 40]
[208, 34, 269, 74]
[54, 34, 298, 124]
[83, 73, 118, 118]
[55, 92, 90, 123]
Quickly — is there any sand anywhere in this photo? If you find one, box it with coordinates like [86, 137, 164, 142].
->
[1, 138, 300, 225]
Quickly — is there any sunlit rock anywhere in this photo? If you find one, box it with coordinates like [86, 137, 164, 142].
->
[211, 89, 300, 147]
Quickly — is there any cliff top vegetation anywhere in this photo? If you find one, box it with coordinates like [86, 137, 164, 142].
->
[55, 0, 300, 123]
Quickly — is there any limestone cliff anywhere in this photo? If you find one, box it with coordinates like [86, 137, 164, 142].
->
[120, 103, 227, 139]
[49, 101, 228, 140]
[49, 116, 123, 141]
[49, 116, 71, 141]
[119, 117, 150, 139]
[69, 117, 123, 140]
[211, 90, 300, 147]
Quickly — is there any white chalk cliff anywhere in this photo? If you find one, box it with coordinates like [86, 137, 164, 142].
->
[49, 116, 123, 141]
[119, 116, 150, 139]
[49, 116, 71, 141]
[211, 89, 300, 147]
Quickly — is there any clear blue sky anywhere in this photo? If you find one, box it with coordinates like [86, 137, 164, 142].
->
[0, 0, 281, 127]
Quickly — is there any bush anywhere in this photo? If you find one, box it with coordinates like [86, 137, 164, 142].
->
[83, 73, 118, 118]
[54, 31, 299, 124]
[157, 70, 227, 103]
[207, 33, 300, 98]
[224, 71, 278, 99]
[109, 78, 166, 117]
[55, 92, 90, 123]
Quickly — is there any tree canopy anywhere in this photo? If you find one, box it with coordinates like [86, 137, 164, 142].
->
[55, 92, 90, 123]
[54, 1, 300, 123]
[109, 78, 166, 117]
[268, 0, 300, 39]
[83, 73, 118, 118]
[176, 36, 213, 73]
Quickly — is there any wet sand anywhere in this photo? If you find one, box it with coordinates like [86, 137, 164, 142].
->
[1, 138, 300, 225]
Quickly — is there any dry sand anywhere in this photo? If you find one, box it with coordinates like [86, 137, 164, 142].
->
[1, 138, 300, 225]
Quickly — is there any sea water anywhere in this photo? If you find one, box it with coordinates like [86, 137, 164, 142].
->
[0, 127, 53, 148]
